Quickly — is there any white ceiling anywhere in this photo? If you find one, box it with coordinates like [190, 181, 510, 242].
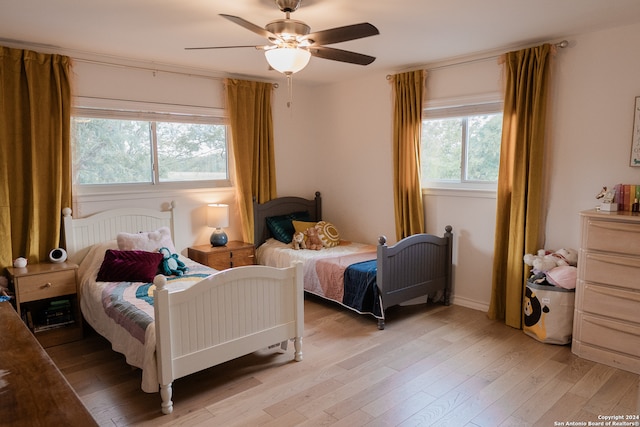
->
[2, 0, 640, 84]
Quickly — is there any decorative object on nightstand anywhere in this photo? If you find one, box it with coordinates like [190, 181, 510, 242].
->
[13, 257, 27, 268]
[48, 247, 68, 263]
[5, 262, 83, 348]
[207, 203, 229, 247]
[188, 241, 255, 270]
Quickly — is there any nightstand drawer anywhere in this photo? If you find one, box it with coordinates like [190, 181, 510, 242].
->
[229, 247, 255, 267]
[18, 270, 77, 302]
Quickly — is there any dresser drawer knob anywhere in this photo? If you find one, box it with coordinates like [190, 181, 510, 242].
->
[43, 282, 52, 288]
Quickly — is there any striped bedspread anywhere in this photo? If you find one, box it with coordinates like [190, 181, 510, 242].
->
[101, 263, 214, 344]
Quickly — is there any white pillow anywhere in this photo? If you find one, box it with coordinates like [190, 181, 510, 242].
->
[117, 226, 176, 253]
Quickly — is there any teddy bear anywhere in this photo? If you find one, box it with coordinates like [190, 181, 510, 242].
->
[523, 248, 578, 274]
[159, 246, 188, 276]
[292, 231, 306, 250]
[304, 226, 323, 250]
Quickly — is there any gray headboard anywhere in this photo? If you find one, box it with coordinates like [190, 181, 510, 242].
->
[253, 191, 322, 247]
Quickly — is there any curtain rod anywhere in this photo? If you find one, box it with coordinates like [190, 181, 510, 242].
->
[386, 40, 569, 80]
[72, 57, 279, 88]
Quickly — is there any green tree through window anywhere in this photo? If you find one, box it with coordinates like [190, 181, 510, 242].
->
[72, 117, 227, 185]
[421, 103, 502, 187]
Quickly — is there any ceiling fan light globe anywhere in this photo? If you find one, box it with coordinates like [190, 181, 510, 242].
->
[265, 47, 311, 74]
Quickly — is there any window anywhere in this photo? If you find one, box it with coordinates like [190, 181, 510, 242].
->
[421, 102, 502, 189]
[71, 108, 228, 190]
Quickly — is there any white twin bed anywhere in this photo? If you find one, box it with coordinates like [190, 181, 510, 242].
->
[62, 205, 303, 415]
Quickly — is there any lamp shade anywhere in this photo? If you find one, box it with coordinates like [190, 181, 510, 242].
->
[207, 204, 229, 229]
[265, 47, 311, 74]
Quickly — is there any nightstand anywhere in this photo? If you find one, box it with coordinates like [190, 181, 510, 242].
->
[188, 241, 256, 270]
[5, 262, 83, 348]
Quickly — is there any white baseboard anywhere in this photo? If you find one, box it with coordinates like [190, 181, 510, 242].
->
[451, 295, 489, 312]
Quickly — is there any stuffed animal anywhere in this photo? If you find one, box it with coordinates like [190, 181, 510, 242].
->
[523, 248, 578, 274]
[292, 231, 306, 250]
[159, 247, 188, 276]
[304, 226, 323, 250]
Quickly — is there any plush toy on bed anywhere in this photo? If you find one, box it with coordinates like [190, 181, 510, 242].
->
[304, 226, 323, 250]
[292, 231, 306, 250]
[159, 246, 188, 276]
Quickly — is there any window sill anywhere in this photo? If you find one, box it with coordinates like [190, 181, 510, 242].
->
[422, 187, 497, 199]
[75, 182, 233, 203]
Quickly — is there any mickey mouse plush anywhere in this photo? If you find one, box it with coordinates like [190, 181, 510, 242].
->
[159, 247, 188, 276]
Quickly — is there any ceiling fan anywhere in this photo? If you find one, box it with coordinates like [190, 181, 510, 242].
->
[186, 0, 380, 75]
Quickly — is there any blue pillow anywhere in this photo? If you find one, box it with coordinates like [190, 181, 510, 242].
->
[266, 211, 311, 243]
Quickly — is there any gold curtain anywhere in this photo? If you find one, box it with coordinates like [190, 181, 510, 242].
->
[0, 46, 72, 267]
[392, 70, 426, 240]
[488, 44, 553, 328]
[225, 78, 277, 244]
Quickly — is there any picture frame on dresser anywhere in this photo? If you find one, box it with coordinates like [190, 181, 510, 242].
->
[631, 95, 640, 166]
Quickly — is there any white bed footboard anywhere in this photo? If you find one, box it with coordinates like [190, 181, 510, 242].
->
[153, 262, 304, 415]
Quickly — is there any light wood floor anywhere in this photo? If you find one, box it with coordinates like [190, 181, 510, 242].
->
[47, 296, 640, 427]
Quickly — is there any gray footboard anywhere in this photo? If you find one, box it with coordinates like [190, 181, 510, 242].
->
[376, 226, 453, 328]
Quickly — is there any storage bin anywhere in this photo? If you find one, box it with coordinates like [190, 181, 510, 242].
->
[523, 280, 575, 345]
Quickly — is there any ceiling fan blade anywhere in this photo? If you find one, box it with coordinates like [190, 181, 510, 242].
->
[219, 14, 277, 40]
[185, 45, 261, 50]
[309, 46, 376, 65]
[303, 23, 379, 46]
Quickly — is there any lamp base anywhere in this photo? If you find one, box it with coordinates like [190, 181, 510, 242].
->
[210, 229, 228, 247]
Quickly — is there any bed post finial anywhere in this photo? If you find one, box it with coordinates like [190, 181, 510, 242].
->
[444, 225, 453, 238]
[154, 274, 168, 291]
[62, 207, 72, 218]
[378, 235, 387, 246]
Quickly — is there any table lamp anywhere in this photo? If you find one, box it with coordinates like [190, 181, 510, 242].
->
[207, 203, 229, 247]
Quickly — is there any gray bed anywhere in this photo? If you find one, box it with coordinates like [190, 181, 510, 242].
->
[253, 191, 453, 329]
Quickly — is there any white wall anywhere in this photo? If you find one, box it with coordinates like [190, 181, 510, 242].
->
[545, 23, 640, 249]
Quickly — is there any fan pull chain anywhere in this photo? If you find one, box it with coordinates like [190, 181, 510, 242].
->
[286, 73, 294, 108]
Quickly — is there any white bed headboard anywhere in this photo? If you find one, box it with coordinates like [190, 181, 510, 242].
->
[62, 203, 175, 265]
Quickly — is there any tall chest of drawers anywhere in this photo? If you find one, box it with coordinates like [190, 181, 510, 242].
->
[572, 210, 640, 374]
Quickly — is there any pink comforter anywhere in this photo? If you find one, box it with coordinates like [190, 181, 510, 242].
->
[315, 252, 378, 301]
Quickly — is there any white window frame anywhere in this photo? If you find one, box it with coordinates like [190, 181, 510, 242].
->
[72, 97, 231, 196]
[422, 94, 503, 192]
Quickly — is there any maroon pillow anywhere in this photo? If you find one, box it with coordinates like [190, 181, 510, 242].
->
[96, 250, 163, 283]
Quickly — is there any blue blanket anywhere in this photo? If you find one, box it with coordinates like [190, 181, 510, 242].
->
[342, 260, 382, 318]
